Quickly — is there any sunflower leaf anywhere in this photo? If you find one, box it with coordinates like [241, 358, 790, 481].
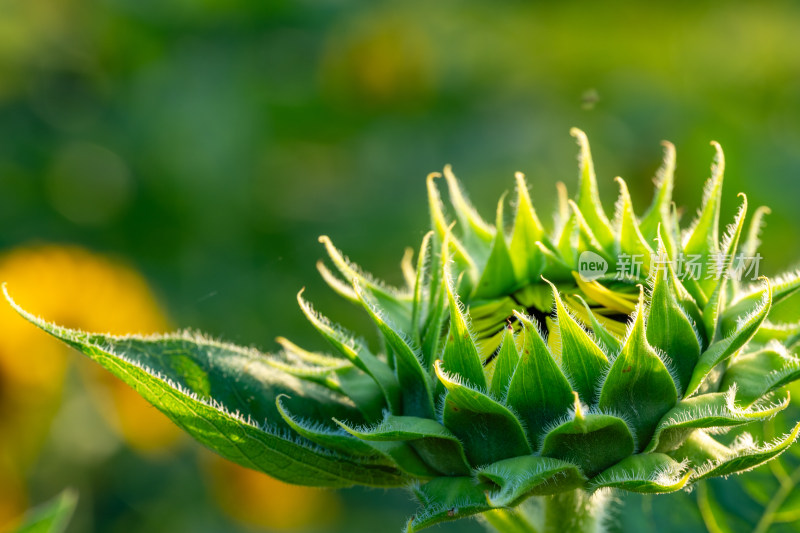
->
[540, 407, 636, 478]
[506, 311, 574, 450]
[599, 290, 678, 448]
[406, 477, 494, 532]
[435, 361, 532, 466]
[6, 290, 408, 488]
[336, 414, 471, 476]
[588, 453, 690, 493]
[477, 455, 587, 507]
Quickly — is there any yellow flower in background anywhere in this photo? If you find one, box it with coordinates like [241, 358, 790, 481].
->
[320, 12, 435, 108]
[0, 244, 341, 531]
[0, 244, 179, 525]
[202, 451, 340, 532]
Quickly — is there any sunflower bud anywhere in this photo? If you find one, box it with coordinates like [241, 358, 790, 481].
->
[8, 129, 800, 532]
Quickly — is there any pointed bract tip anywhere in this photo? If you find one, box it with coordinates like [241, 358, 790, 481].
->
[3, 283, 23, 312]
[511, 309, 528, 324]
[433, 359, 447, 382]
[710, 141, 725, 169]
[570, 127, 588, 141]
[331, 417, 350, 432]
[635, 284, 646, 305]
[540, 276, 557, 292]
[571, 391, 585, 419]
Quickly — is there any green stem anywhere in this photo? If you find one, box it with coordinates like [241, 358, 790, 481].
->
[543, 489, 606, 533]
[482, 508, 540, 533]
[481, 490, 609, 533]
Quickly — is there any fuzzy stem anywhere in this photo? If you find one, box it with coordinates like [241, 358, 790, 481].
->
[543, 489, 606, 533]
[482, 508, 540, 533]
[481, 490, 608, 533]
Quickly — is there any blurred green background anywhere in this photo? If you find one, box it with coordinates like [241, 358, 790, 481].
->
[2, 1, 800, 532]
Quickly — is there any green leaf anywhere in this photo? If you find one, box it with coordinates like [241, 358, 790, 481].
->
[685, 279, 772, 396]
[276, 395, 390, 460]
[319, 235, 412, 330]
[588, 453, 691, 493]
[426, 173, 477, 288]
[544, 278, 609, 404]
[489, 326, 520, 398]
[509, 172, 547, 285]
[401, 246, 417, 290]
[442, 264, 487, 390]
[668, 424, 800, 482]
[694, 422, 800, 480]
[477, 455, 587, 506]
[740, 205, 771, 259]
[354, 283, 434, 418]
[443, 164, 494, 258]
[614, 176, 654, 271]
[297, 290, 401, 413]
[275, 336, 352, 368]
[270, 361, 384, 420]
[725, 270, 800, 324]
[702, 277, 727, 350]
[435, 360, 532, 466]
[474, 194, 518, 299]
[639, 141, 677, 243]
[316, 260, 359, 303]
[599, 290, 678, 449]
[420, 273, 447, 371]
[540, 401, 635, 478]
[702, 194, 748, 341]
[411, 231, 434, 348]
[571, 127, 614, 250]
[7, 290, 408, 488]
[505, 311, 574, 449]
[569, 199, 614, 262]
[720, 344, 800, 407]
[336, 414, 471, 476]
[13, 489, 78, 533]
[572, 295, 622, 353]
[267, 340, 385, 421]
[682, 141, 726, 298]
[555, 210, 579, 267]
[538, 238, 575, 280]
[646, 239, 702, 394]
[406, 477, 494, 532]
[644, 390, 790, 453]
